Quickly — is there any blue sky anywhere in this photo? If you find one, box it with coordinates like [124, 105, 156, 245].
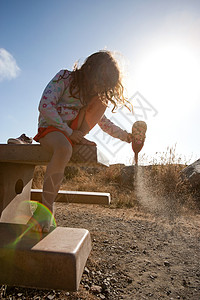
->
[1, 0, 200, 165]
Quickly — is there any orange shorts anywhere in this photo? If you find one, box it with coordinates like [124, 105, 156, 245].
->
[33, 114, 79, 146]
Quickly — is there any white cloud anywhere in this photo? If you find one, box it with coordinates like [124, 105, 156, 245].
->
[0, 48, 21, 81]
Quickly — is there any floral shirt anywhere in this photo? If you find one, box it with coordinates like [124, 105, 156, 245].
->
[38, 70, 130, 142]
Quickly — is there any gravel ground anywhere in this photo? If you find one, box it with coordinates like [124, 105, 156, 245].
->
[1, 203, 200, 300]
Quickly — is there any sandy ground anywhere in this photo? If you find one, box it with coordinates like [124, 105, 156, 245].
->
[1, 202, 199, 300]
[1, 163, 200, 299]
[57, 203, 200, 300]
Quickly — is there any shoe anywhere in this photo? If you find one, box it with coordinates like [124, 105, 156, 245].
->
[27, 204, 56, 233]
[131, 121, 147, 165]
[7, 133, 33, 144]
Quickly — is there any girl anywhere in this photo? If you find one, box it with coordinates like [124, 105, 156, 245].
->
[31, 50, 146, 232]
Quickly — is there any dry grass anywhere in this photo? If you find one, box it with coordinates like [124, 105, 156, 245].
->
[32, 165, 46, 189]
[32, 146, 199, 213]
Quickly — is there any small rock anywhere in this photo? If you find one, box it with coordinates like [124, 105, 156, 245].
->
[182, 279, 187, 287]
[111, 277, 117, 283]
[106, 277, 111, 281]
[90, 285, 102, 294]
[164, 261, 170, 267]
[102, 282, 110, 291]
[47, 294, 55, 300]
[84, 284, 90, 290]
[103, 240, 109, 243]
[144, 259, 151, 265]
[97, 270, 102, 275]
[166, 290, 171, 295]
[84, 267, 90, 275]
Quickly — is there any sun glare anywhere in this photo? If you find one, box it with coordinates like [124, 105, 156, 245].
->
[134, 42, 200, 112]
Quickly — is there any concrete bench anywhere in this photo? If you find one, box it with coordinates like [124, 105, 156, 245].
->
[31, 189, 111, 205]
[0, 143, 106, 291]
[0, 143, 100, 223]
[0, 223, 91, 291]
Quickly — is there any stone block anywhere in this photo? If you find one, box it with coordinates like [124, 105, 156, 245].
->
[0, 223, 91, 291]
[180, 158, 200, 188]
[0, 163, 34, 224]
[31, 189, 111, 205]
[0, 143, 97, 223]
[0, 144, 97, 165]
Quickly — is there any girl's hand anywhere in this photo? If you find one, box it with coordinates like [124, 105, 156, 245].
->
[126, 133, 133, 143]
[69, 130, 84, 144]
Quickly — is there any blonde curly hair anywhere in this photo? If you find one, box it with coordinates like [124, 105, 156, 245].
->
[58, 50, 132, 112]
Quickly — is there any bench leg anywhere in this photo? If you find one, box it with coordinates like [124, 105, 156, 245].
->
[0, 163, 35, 224]
[0, 224, 92, 291]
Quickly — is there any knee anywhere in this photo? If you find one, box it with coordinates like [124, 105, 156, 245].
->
[54, 143, 73, 163]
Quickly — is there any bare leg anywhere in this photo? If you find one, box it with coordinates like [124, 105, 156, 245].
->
[30, 131, 72, 232]
[30, 97, 105, 232]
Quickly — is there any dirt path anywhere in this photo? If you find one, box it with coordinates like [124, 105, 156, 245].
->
[1, 203, 200, 300]
[57, 203, 200, 300]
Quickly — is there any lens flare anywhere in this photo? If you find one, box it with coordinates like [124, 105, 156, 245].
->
[27, 200, 57, 229]
[10, 225, 39, 247]
[6, 201, 57, 249]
